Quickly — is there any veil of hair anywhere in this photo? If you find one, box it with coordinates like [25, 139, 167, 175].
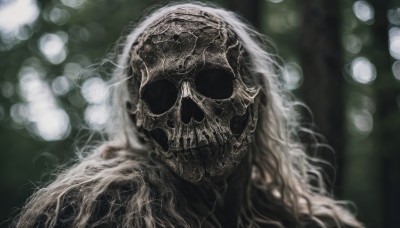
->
[14, 2, 362, 228]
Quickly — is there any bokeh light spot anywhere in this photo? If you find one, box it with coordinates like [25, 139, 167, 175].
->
[61, 0, 85, 9]
[351, 109, 373, 136]
[64, 62, 83, 80]
[351, 57, 376, 84]
[269, 0, 284, 3]
[35, 109, 70, 141]
[0, 0, 39, 34]
[1, 81, 14, 98]
[389, 27, 400, 60]
[388, 8, 400, 26]
[16, 26, 33, 40]
[282, 62, 303, 90]
[52, 76, 71, 96]
[10, 103, 28, 124]
[353, 1, 374, 23]
[344, 34, 362, 54]
[17, 67, 71, 141]
[84, 104, 109, 130]
[81, 77, 108, 104]
[39, 33, 68, 64]
[392, 61, 400, 80]
[49, 7, 70, 25]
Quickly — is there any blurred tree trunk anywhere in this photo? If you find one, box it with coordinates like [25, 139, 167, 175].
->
[226, 0, 261, 28]
[369, 0, 400, 227]
[297, 0, 345, 195]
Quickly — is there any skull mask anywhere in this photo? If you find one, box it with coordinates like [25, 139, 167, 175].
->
[128, 8, 260, 183]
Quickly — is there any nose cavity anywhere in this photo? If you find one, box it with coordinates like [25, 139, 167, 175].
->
[181, 97, 205, 124]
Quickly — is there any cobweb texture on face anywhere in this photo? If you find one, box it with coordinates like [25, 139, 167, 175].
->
[129, 7, 260, 183]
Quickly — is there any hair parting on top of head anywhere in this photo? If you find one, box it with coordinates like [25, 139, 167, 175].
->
[15, 2, 362, 228]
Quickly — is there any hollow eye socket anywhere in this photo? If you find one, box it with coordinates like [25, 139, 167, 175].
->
[195, 69, 234, 99]
[142, 79, 177, 114]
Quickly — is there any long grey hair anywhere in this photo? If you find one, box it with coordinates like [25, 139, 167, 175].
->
[15, 2, 362, 227]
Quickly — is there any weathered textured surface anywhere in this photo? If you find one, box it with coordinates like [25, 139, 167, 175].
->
[129, 8, 260, 183]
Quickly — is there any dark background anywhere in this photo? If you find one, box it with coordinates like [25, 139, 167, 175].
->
[1, 0, 399, 227]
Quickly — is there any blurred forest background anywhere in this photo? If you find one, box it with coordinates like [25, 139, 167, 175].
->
[0, 0, 399, 227]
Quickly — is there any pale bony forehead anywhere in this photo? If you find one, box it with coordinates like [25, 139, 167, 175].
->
[130, 7, 242, 85]
[132, 7, 236, 51]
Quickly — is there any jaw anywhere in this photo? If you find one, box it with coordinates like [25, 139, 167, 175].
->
[163, 141, 251, 184]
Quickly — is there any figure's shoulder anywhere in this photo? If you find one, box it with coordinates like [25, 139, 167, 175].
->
[15, 143, 169, 227]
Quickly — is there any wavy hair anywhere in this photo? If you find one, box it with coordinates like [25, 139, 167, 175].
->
[15, 2, 362, 227]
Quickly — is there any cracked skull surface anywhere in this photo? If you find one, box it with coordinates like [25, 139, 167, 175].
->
[128, 8, 260, 183]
